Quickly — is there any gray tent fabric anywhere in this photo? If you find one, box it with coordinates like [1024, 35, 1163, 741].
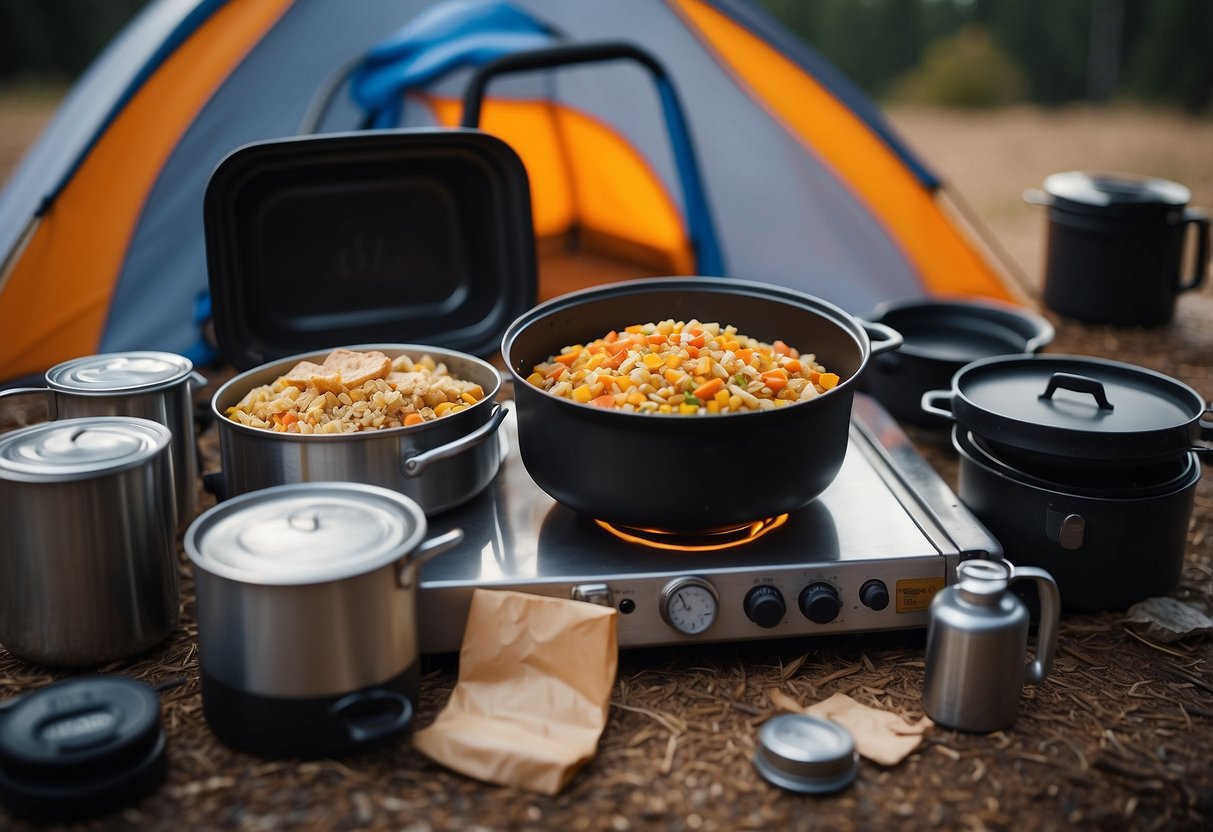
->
[3, 0, 940, 371]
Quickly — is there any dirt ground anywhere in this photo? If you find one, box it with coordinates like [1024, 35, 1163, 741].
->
[2, 98, 1213, 830]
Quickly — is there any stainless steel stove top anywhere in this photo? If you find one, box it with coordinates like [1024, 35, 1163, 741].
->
[419, 394, 1000, 653]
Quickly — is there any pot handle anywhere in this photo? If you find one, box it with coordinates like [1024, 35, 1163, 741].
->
[397, 528, 465, 588]
[1039, 373, 1114, 411]
[1008, 564, 1060, 686]
[1022, 188, 1053, 207]
[1178, 207, 1210, 293]
[860, 320, 903, 357]
[920, 390, 957, 422]
[0, 386, 55, 419]
[329, 688, 413, 745]
[401, 404, 507, 478]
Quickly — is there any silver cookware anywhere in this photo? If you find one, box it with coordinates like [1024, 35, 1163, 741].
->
[0, 417, 179, 666]
[208, 344, 505, 515]
[185, 481, 462, 758]
[0, 351, 206, 524]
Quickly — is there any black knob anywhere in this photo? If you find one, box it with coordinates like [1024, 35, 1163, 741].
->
[799, 582, 841, 624]
[859, 579, 890, 611]
[744, 585, 786, 629]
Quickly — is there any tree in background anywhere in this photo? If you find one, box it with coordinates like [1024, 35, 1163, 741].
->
[0, 0, 1209, 114]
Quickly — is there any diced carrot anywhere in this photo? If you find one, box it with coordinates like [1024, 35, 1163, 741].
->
[687, 333, 706, 349]
[546, 366, 568, 382]
[761, 370, 787, 392]
[554, 349, 581, 366]
[606, 348, 627, 369]
[773, 339, 798, 357]
[604, 330, 618, 343]
[647, 333, 668, 345]
[784, 359, 802, 373]
[526, 372, 546, 387]
[404, 413, 425, 426]
[735, 348, 753, 365]
[694, 378, 724, 400]
[279, 412, 299, 427]
[590, 394, 617, 408]
[808, 370, 821, 383]
[819, 372, 840, 390]
[624, 324, 645, 334]
[686, 345, 700, 359]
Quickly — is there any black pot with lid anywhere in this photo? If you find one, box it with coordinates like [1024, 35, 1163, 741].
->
[1025, 171, 1210, 326]
[0, 676, 168, 822]
[922, 353, 1213, 470]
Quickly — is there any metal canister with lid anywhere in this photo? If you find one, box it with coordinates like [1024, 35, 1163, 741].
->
[0, 417, 179, 666]
[0, 351, 206, 524]
[185, 482, 462, 758]
[922, 559, 1060, 732]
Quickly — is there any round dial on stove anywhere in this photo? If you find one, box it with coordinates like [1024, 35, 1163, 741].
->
[660, 577, 719, 635]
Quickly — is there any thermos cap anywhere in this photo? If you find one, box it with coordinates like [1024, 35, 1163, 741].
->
[753, 713, 859, 794]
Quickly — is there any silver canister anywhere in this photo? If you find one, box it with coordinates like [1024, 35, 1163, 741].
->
[922, 559, 1060, 733]
[0, 351, 206, 525]
[0, 417, 179, 666]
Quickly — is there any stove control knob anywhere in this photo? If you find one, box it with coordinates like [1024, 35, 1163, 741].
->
[744, 585, 786, 629]
[799, 582, 841, 624]
[859, 579, 890, 611]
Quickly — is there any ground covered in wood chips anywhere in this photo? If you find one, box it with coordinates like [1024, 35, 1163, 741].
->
[2, 103, 1213, 830]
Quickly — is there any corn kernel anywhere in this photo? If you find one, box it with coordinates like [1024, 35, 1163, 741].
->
[665, 354, 682, 370]
[434, 401, 454, 416]
[729, 394, 743, 411]
[706, 400, 721, 413]
[572, 384, 593, 403]
[643, 353, 664, 370]
[627, 391, 646, 406]
[460, 392, 479, 405]
[715, 389, 731, 406]
[679, 403, 698, 415]
[658, 404, 673, 414]
[819, 372, 840, 390]
[586, 353, 607, 370]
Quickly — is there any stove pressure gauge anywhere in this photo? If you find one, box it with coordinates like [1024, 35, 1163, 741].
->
[660, 577, 719, 635]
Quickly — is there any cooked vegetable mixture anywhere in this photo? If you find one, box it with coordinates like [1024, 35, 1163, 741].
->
[526, 320, 839, 414]
[227, 349, 485, 433]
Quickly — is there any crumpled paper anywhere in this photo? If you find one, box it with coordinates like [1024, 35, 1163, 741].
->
[769, 689, 932, 766]
[1124, 597, 1213, 643]
[413, 589, 618, 795]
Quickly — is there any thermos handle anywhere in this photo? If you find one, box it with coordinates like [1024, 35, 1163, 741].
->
[1009, 565, 1060, 685]
[1179, 207, 1209, 293]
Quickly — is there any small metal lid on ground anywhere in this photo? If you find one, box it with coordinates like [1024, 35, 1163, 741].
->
[753, 713, 859, 794]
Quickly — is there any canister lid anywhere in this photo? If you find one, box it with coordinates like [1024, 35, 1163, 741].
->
[0, 417, 171, 482]
[1043, 171, 1190, 217]
[752, 714, 859, 794]
[0, 676, 167, 822]
[45, 351, 193, 393]
[185, 482, 426, 585]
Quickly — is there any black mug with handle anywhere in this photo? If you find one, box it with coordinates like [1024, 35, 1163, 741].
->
[1026, 171, 1210, 326]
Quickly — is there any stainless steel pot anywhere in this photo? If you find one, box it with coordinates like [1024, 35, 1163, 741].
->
[209, 344, 505, 515]
[0, 417, 179, 666]
[184, 481, 462, 758]
[0, 351, 206, 525]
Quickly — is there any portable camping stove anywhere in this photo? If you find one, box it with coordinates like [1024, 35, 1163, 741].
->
[418, 394, 1001, 653]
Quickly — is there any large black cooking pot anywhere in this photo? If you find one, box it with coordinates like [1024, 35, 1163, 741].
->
[953, 426, 1199, 612]
[501, 277, 901, 530]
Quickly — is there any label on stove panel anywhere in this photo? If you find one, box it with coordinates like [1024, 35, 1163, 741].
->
[895, 577, 944, 613]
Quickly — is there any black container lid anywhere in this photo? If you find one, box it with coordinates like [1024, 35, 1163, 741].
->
[204, 128, 537, 370]
[0, 676, 167, 822]
[1043, 171, 1190, 218]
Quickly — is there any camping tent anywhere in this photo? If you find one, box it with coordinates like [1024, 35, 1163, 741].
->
[0, 0, 1022, 382]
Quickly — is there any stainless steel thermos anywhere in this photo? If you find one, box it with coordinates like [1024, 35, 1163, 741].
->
[923, 559, 1060, 732]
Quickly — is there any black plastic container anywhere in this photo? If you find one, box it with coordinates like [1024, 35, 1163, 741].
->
[204, 128, 536, 369]
[1026, 171, 1209, 326]
[0, 677, 167, 822]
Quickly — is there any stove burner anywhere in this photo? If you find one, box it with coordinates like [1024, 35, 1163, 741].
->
[594, 515, 790, 552]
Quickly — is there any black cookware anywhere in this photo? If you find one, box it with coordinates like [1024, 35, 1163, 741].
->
[953, 426, 1198, 612]
[501, 277, 901, 530]
[863, 297, 1053, 427]
[1025, 171, 1210, 326]
[922, 354, 1213, 470]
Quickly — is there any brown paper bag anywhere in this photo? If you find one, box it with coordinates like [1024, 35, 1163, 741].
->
[413, 589, 618, 795]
